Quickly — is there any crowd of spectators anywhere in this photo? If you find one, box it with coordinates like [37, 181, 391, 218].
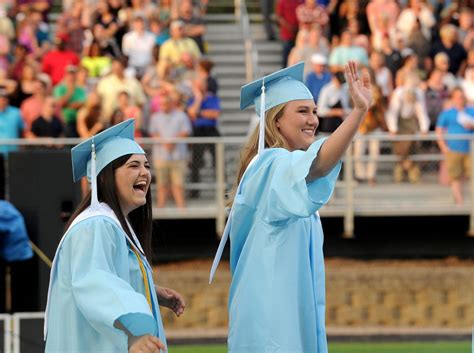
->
[272, 0, 474, 201]
[0, 0, 220, 208]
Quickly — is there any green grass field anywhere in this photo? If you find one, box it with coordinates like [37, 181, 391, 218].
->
[171, 341, 471, 353]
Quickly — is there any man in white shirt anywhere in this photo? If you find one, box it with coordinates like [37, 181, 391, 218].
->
[122, 16, 156, 77]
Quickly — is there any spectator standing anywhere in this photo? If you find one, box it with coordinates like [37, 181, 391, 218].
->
[275, 0, 303, 67]
[80, 41, 112, 79]
[316, 70, 351, 132]
[9, 63, 37, 108]
[386, 75, 430, 183]
[260, 0, 276, 41]
[354, 83, 387, 185]
[0, 90, 23, 155]
[186, 77, 221, 198]
[30, 96, 64, 139]
[305, 53, 331, 103]
[396, 0, 435, 43]
[366, 0, 400, 51]
[96, 58, 146, 124]
[436, 88, 474, 204]
[122, 15, 155, 78]
[149, 95, 192, 208]
[53, 65, 86, 137]
[433, 52, 458, 91]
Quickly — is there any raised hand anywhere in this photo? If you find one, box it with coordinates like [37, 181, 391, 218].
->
[156, 286, 186, 317]
[345, 61, 372, 112]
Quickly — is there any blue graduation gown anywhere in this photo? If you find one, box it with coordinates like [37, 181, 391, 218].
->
[228, 139, 341, 353]
[45, 203, 166, 352]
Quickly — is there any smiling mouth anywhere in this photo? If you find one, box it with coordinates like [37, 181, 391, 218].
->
[302, 128, 315, 136]
[133, 182, 147, 193]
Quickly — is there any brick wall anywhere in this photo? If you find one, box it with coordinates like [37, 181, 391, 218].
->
[155, 263, 474, 330]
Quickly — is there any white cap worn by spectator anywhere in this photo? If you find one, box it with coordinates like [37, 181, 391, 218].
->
[311, 53, 327, 65]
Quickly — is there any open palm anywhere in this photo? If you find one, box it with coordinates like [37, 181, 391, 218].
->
[345, 61, 372, 111]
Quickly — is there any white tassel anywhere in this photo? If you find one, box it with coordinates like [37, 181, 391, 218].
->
[258, 79, 266, 155]
[90, 139, 99, 210]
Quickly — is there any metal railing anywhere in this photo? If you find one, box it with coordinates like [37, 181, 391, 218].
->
[2, 134, 474, 237]
[234, 0, 260, 81]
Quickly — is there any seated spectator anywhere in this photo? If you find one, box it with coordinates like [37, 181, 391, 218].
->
[41, 34, 80, 86]
[96, 57, 146, 123]
[8, 44, 29, 82]
[328, 29, 369, 72]
[433, 52, 458, 91]
[386, 75, 430, 183]
[296, 0, 329, 34]
[316, 69, 351, 133]
[425, 69, 449, 130]
[395, 49, 424, 87]
[84, 23, 122, 59]
[436, 88, 474, 204]
[428, 24, 467, 76]
[178, 0, 206, 53]
[53, 65, 86, 137]
[76, 91, 104, 138]
[30, 96, 64, 139]
[305, 53, 331, 104]
[92, 0, 120, 43]
[149, 94, 192, 208]
[111, 91, 143, 136]
[55, 0, 88, 55]
[186, 76, 221, 198]
[0, 89, 23, 155]
[150, 17, 170, 46]
[0, 8, 15, 41]
[20, 77, 47, 136]
[288, 25, 330, 75]
[9, 62, 37, 108]
[122, 15, 155, 78]
[158, 20, 201, 77]
[457, 7, 473, 47]
[0, 68, 17, 97]
[369, 51, 393, 101]
[380, 34, 403, 78]
[406, 19, 430, 71]
[461, 66, 474, 104]
[354, 83, 387, 186]
[80, 41, 112, 78]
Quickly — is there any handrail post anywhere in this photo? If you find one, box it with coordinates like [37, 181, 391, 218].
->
[343, 142, 355, 238]
[216, 141, 226, 235]
[234, 0, 241, 22]
[469, 139, 474, 237]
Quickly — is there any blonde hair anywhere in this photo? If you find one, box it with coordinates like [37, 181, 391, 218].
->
[227, 103, 288, 205]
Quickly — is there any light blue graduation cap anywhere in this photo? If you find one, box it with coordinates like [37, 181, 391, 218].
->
[240, 62, 314, 154]
[71, 119, 144, 210]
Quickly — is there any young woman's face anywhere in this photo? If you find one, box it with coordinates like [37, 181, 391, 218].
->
[276, 99, 319, 151]
[115, 154, 151, 216]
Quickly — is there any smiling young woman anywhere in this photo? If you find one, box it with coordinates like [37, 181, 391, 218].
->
[45, 120, 185, 353]
[210, 61, 372, 353]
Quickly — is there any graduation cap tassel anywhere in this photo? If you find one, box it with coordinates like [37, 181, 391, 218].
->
[90, 139, 100, 210]
[258, 79, 266, 155]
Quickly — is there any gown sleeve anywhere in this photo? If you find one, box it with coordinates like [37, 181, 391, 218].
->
[266, 137, 341, 223]
[68, 217, 157, 347]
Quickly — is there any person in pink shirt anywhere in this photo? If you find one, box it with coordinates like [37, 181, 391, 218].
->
[296, 0, 329, 34]
[41, 34, 80, 86]
[19, 77, 48, 137]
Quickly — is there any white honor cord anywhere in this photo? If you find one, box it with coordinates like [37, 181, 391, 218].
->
[90, 139, 100, 211]
[258, 79, 266, 155]
[209, 210, 232, 284]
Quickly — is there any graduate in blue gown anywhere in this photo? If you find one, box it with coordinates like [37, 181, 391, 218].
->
[209, 61, 372, 353]
[45, 119, 185, 353]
